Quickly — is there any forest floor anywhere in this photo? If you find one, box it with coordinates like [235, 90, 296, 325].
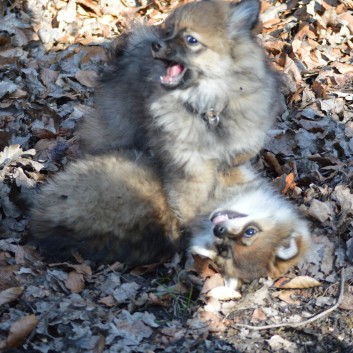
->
[0, 0, 352, 352]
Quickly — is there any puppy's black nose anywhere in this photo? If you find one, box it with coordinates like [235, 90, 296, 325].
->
[214, 224, 227, 237]
[152, 41, 162, 52]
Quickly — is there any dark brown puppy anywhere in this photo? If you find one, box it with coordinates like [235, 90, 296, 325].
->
[30, 151, 180, 266]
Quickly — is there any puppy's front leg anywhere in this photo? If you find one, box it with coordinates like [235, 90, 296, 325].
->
[165, 161, 217, 224]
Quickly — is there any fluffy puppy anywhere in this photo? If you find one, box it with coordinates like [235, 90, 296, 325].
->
[29, 151, 180, 266]
[79, 26, 163, 153]
[190, 175, 311, 289]
[30, 153, 310, 284]
[78, 0, 281, 223]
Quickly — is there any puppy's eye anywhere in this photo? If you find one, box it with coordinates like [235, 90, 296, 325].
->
[243, 227, 257, 238]
[185, 35, 198, 45]
[164, 27, 173, 38]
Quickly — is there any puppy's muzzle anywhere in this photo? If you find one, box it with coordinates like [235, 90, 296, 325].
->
[211, 210, 246, 238]
[151, 40, 174, 58]
[213, 223, 228, 238]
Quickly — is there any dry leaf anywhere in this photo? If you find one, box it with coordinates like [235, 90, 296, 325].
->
[98, 295, 116, 307]
[251, 307, 267, 322]
[75, 70, 97, 88]
[0, 144, 22, 164]
[7, 314, 38, 348]
[274, 276, 321, 289]
[204, 296, 222, 312]
[65, 271, 85, 293]
[201, 273, 224, 294]
[77, 0, 102, 15]
[70, 263, 92, 276]
[49, 262, 92, 276]
[339, 292, 353, 310]
[267, 335, 298, 352]
[186, 314, 210, 336]
[308, 199, 333, 222]
[277, 290, 301, 305]
[334, 62, 353, 74]
[199, 311, 226, 333]
[206, 286, 242, 301]
[129, 262, 160, 276]
[0, 287, 24, 306]
[192, 254, 219, 278]
[282, 172, 296, 194]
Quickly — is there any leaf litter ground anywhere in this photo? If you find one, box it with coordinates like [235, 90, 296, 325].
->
[0, 0, 352, 352]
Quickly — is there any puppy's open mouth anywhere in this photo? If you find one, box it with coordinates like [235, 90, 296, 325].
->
[211, 211, 247, 225]
[160, 62, 187, 87]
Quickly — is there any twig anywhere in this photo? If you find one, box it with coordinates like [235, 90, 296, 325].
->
[233, 268, 345, 331]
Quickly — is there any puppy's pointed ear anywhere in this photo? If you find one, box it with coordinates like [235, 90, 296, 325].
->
[228, 0, 261, 36]
[276, 236, 299, 260]
[277, 219, 311, 260]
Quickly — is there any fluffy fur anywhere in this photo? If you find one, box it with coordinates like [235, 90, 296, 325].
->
[30, 153, 310, 282]
[190, 175, 311, 289]
[79, 26, 164, 153]
[30, 151, 180, 266]
[78, 0, 280, 223]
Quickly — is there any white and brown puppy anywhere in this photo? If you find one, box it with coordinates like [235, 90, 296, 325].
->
[190, 177, 311, 289]
[30, 152, 310, 281]
[79, 0, 281, 223]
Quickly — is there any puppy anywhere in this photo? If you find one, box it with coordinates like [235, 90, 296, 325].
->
[78, 0, 281, 223]
[190, 176, 311, 289]
[79, 26, 164, 153]
[30, 153, 310, 283]
[29, 151, 180, 266]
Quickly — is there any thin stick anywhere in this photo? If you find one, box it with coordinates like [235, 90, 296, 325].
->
[233, 268, 345, 331]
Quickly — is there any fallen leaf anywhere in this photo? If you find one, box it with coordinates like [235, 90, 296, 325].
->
[0, 81, 17, 99]
[109, 311, 156, 346]
[267, 335, 298, 352]
[199, 311, 226, 333]
[206, 286, 242, 301]
[77, 0, 102, 16]
[274, 276, 321, 289]
[65, 271, 85, 293]
[75, 70, 97, 88]
[0, 287, 24, 305]
[186, 313, 210, 336]
[0, 144, 22, 164]
[334, 62, 353, 74]
[277, 290, 301, 305]
[203, 296, 222, 312]
[192, 254, 219, 278]
[339, 292, 353, 310]
[129, 262, 160, 275]
[282, 172, 296, 194]
[331, 185, 353, 212]
[251, 307, 267, 323]
[113, 282, 140, 303]
[97, 295, 116, 307]
[7, 315, 38, 348]
[308, 199, 333, 222]
[201, 273, 224, 294]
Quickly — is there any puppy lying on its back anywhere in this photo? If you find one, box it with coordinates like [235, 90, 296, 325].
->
[30, 152, 310, 286]
[78, 0, 281, 223]
[190, 174, 311, 289]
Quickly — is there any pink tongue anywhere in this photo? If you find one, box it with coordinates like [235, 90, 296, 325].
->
[212, 214, 228, 225]
[165, 64, 183, 79]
